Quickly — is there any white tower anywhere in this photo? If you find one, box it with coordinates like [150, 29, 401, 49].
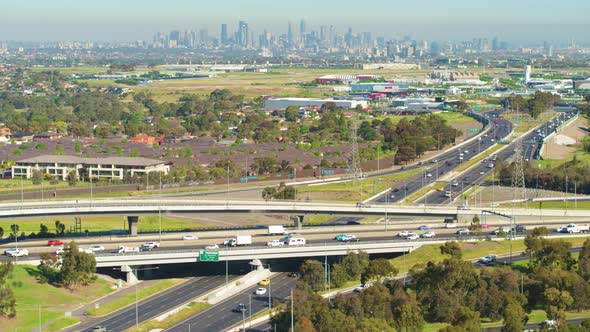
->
[525, 65, 532, 84]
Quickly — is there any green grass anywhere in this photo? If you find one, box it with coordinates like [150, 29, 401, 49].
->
[0, 215, 208, 234]
[126, 301, 210, 332]
[423, 322, 449, 331]
[296, 168, 423, 202]
[504, 111, 555, 134]
[453, 144, 504, 174]
[46, 316, 80, 331]
[304, 215, 334, 225]
[0, 178, 89, 193]
[499, 200, 590, 210]
[86, 279, 182, 316]
[4, 265, 113, 331]
[403, 181, 447, 203]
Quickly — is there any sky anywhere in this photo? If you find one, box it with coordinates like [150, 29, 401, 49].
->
[1, 0, 589, 43]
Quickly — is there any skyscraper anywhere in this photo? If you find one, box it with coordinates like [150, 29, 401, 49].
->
[287, 21, 294, 48]
[221, 24, 228, 46]
[525, 65, 532, 84]
[238, 21, 249, 48]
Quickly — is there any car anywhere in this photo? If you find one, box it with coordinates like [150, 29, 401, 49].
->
[393, 188, 399, 193]
[445, 223, 457, 228]
[5, 248, 29, 257]
[55, 247, 65, 255]
[288, 272, 300, 278]
[513, 225, 527, 233]
[89, 245, 105, 252]
[406, 233, 420, 240]
[255, 287, 267, 295]
[259, 279, 270, 286]
[47, 240, 64, 246]
[334, 234, 349, 241]
[452, 181, 459, 187]
[491, 227, 511, 235]
[480, 224, 492, 229]
[140, 246, 153, 252]
[418, 225, 430, 230]
[389, 194, 395, 199]
[267, 240, 285, 247]
[479, 254, 497, 265]
[341, 235, 359, 242]
[232, 303, 247, 313]
[182, 235, 198, 240]
[353, 284, 371, 292]
[542, 319, 556, 327]
[91, 326, 107, 332]
[479, 170, 485, 175]
[205, 244, 219, 250]
[421, 232, 436, 238]
[457, 228, 470, 235]
[397, 231, 410, 238]
[142, 241, 160, 249]
[426, 173, 432, 177]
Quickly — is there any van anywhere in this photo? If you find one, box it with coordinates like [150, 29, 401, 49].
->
[286, 238, 306, 246]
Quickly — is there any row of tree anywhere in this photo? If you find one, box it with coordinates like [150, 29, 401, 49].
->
[502, 91, 561, 119]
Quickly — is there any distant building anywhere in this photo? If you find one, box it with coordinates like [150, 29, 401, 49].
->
[0, 126, 10, 142]
[264, 98, 368, 110]
[33, 132, 62, 141]
[12, 155, 170, 180]
[10, 132, 34, 142]
[130, 133, 158, 145]
[525, 65, 532, 84]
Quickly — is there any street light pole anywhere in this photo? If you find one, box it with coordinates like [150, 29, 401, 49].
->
[291, 288, 294, 332]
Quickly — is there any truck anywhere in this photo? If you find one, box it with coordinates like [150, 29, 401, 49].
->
[556, 224, 590, 234]
[225, 235, 252, 247]
[118, 246, 140, 254]
[268, 225, 287, 236]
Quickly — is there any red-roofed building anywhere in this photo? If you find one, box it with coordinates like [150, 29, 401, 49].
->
[130, 133, 158, 145]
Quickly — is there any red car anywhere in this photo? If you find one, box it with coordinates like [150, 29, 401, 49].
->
[480, 224, 492, 229]
[47, 240, 64, 246]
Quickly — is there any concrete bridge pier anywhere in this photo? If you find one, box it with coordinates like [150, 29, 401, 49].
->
[121, 264, 138, 284]
[292, 215, 305, 230]
[127, 216, 139, 236]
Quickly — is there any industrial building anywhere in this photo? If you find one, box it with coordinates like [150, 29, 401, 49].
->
[264, 98, 368, 110]
[351, 83, 410, 93]
[12, 155, 170, 180]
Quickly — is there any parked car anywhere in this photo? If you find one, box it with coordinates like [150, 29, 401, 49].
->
[182, 235, 198, 240]
[457, 228, 470, 235]
[47, 240, 64, 246]
[417, 225, 430, 230]
[232, 303, 247, 313]
[205, 244, 219, 250]
[255, 287, 267, 295]
[421, 232, 436, 238]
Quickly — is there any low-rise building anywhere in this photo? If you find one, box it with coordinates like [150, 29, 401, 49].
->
[130, 133, 158, 145]
[33, 132, 62, 141]
[10, 132, 34, 142]
[12, 155, 170, 180]
[264, 98, 368, 110]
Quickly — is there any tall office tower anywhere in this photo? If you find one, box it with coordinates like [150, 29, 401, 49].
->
[319, 26, 327, 43]
[525, 65, 532, 84]
[221, 24, 228, 46]
[238, 21, 249, 48]
[492, 36, 499, 51]
[328, 25, 335, 48]
[199, 28, 209, 47]
[287, 21, 294, 47]
[299, 19, 306, 47]
[345, 27, 353, 48]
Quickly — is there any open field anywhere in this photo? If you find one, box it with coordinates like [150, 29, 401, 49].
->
[295, 168, 423, 202]
[504, 110, 555, 134]
[1, 215, 208, 234]
[1, 265, 114, 331]
[499, 200, 590, 210]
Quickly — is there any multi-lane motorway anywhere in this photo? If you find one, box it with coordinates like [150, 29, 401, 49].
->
[419, 107, 577, 205]
[371, 109, 511, 204]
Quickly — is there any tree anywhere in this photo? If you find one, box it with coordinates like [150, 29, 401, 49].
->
[74, 141, 82, 153]
[361, 258, 398, 284]
[469, 216, 481, 234]
[440, 241, 463, 259]
[544, 287, 573, 327]
[10, 224, 19, 237]
[66, 170, 77, 186]
[285, 106, 300, 122]
[294, 315, 317, 332]
[55, 220, 65, 236]
[32, 169, 43, 185]
[392, 300, 425, 332]
[502, 298, 527, 332]
[0, 261, 16, 317]
[330, 263, 349, 288]
[0, 227, 3, 238]
[262, 187, 277, 201]
[359, 282, 391, 320]
[341, 251, 370, 281]
[299, 260, 325, 292]
[579, 239, 590, 281]
[59, 241, 96, 289]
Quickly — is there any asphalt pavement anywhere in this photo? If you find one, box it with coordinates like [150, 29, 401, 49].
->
[166, 273, 296, 332]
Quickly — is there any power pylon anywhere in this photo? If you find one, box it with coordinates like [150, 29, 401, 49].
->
[349, 121, 363, 179]
[511, 139, 527, 202]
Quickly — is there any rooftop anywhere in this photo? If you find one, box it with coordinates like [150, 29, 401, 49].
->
[17, 155, 167, 167]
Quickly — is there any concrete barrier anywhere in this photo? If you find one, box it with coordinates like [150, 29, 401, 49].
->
[207, 268, 272, 305]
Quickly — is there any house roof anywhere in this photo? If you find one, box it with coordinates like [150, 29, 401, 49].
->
[16, 155, 167, 167]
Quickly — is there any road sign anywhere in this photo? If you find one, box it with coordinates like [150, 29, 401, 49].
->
[469, 129, 479, 133]
[199, 250, 219, 262]
[514, 116, 521, 122]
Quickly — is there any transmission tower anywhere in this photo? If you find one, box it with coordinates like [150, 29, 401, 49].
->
[349, 121, 363, 179]
[511, 139, 527, 202]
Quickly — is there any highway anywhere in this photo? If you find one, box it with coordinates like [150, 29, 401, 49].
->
[67, 275, 238, 332]
[371, 109, 510, 205]
[420, 107, 577, 205]
[166, 273, 296, 332]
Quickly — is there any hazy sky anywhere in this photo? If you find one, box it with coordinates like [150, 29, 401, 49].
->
[1, 0, 589, 43]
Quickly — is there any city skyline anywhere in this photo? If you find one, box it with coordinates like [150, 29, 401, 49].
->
[1, 0, 590, 43]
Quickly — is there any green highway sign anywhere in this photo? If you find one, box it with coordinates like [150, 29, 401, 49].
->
[199, 250, 219, 262]
[469, 129, 479, 133]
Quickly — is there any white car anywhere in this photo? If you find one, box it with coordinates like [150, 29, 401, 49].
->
[421, 232, 436, 238]
[426, 173, 432, 177]
[406, 233, 420, 240]
[457, 228, 470, 235]
[142, 242, 160, 249]
[341, 235, 359, 242]
[354, 284, 371, 292]
[89, 245, 105, 252]
[267, 240, 285, 247]
[182, 235, 198, 241]
[255, 287, 267, 295]
[205, 244, 219, 250]
[397, 231, 410, 238]
[55, 247, 65, 255]
[5, 248, 29, 257]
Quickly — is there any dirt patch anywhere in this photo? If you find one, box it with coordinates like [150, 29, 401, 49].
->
[454, 120, 484, 143]
[543, 116, 588, 159]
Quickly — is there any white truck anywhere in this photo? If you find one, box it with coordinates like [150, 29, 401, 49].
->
[225, 235, 252, 247]
[118, 246, 140, 254]
[268, 225, 287, 236]
[267, 240, 285, 247]
[556, 224, 590, 234]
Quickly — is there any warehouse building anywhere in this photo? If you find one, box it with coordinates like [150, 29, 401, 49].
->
[264, 98, 368, 110]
